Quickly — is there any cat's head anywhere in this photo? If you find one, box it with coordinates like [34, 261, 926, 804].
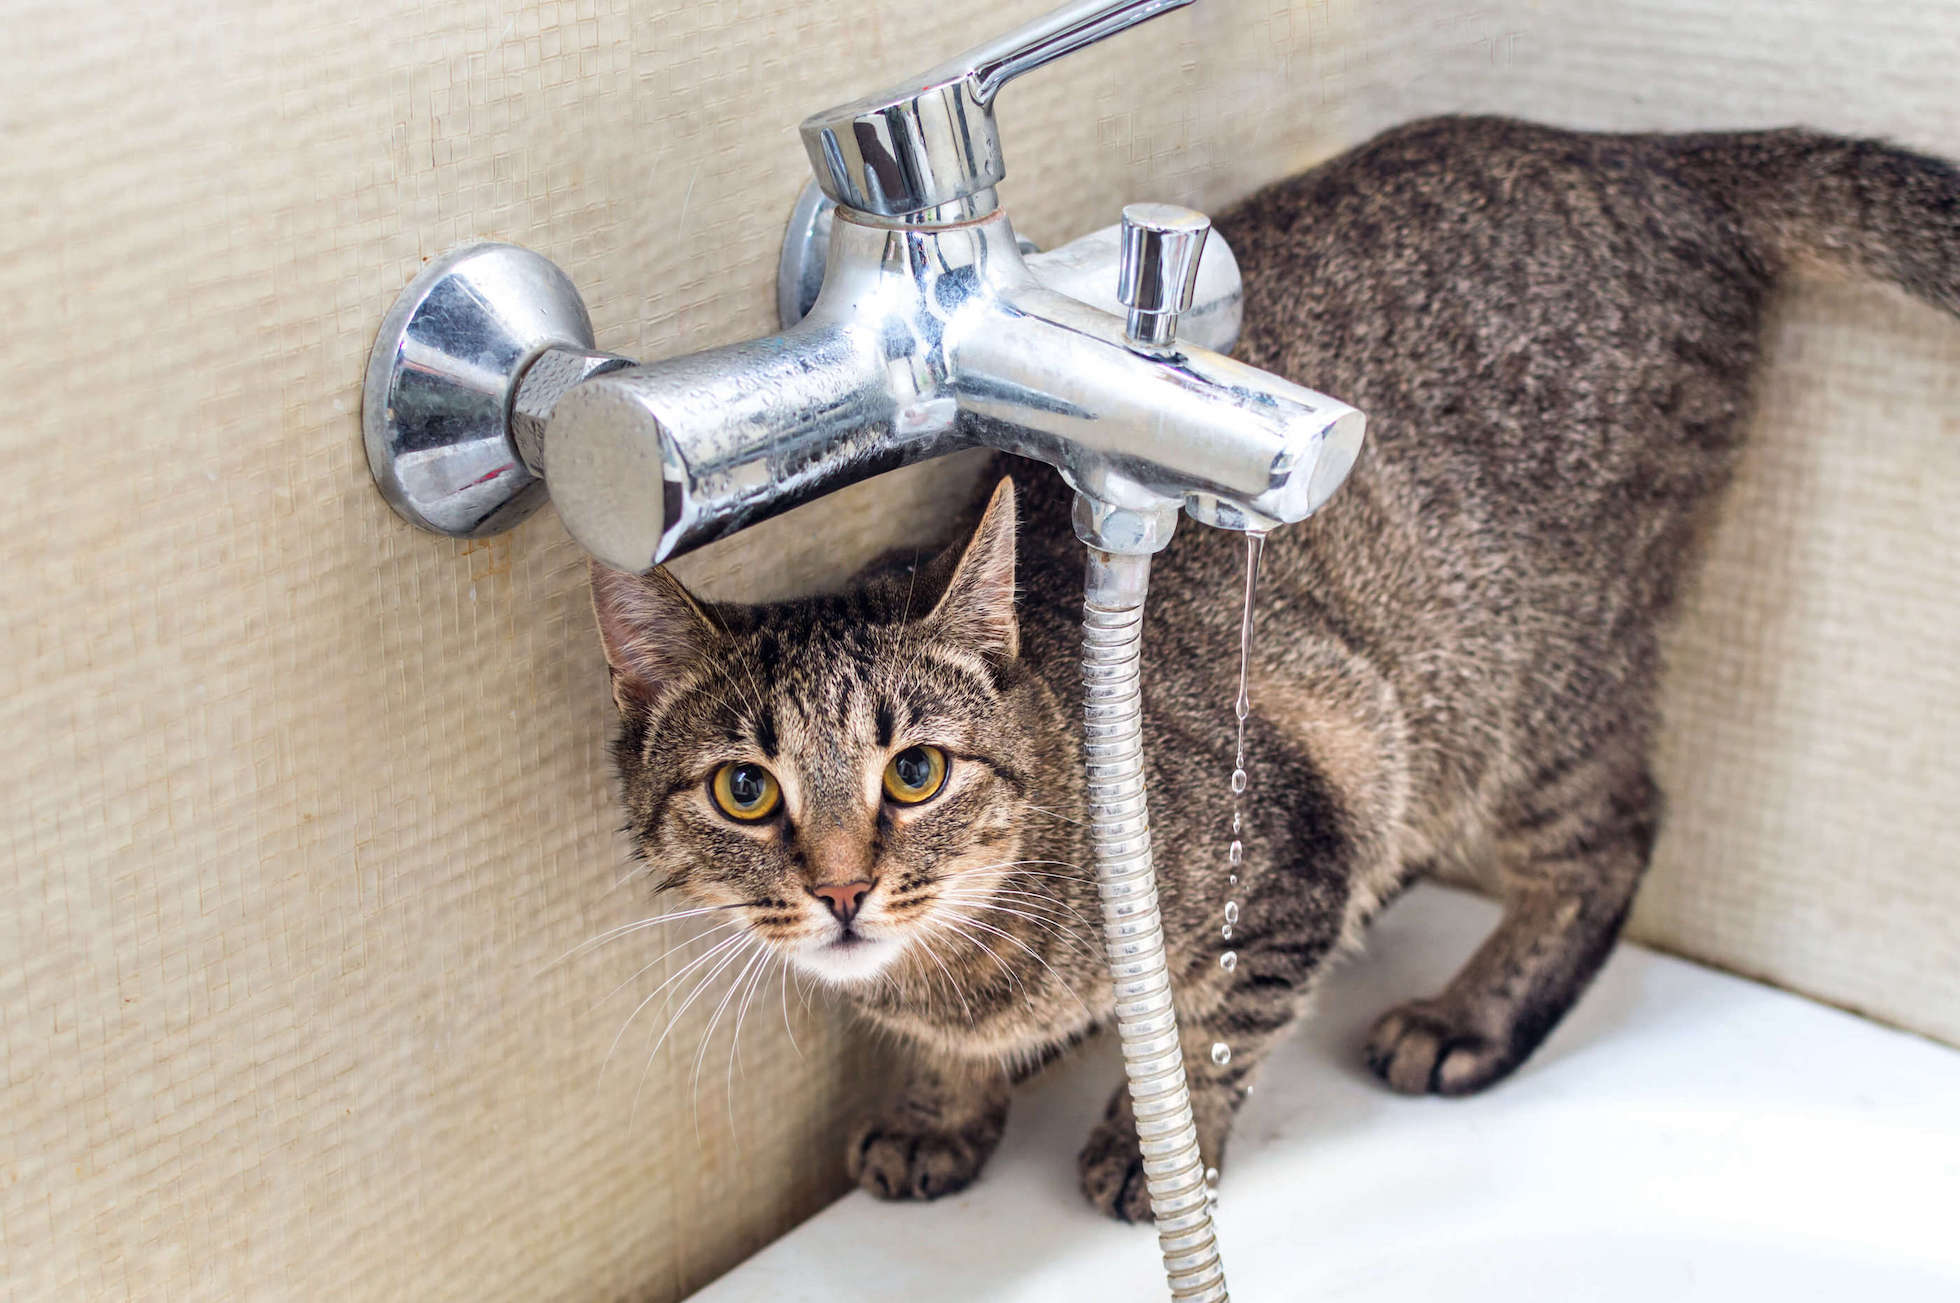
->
[591, 479, 1053, 987]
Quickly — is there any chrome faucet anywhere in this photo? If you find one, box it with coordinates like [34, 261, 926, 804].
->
[364, 0, 1363, 567]
[362, 6, 1365, 1299]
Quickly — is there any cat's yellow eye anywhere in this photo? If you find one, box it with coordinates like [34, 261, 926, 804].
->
[882, 745, 948, 805]
[711, 761, 781, 822]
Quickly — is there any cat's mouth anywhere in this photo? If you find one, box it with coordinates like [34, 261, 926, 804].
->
[793, 927, 903, 986]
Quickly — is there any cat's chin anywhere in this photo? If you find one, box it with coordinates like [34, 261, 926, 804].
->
[791, 933, 903, 987]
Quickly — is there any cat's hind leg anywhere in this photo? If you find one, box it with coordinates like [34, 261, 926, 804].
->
[1365, 755, 1660, 1096]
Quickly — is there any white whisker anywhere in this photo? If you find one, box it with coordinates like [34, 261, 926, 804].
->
[932, 859, 1090, 888]
[907, 927, 976, 1023]
[727, 947, 774, 1089]
[942, 884, 1099, 930]
[933, 893, 1100, 960]
[633, 936, 757, 1128]
[543, 902, 746, 973]
[597, 930, 745, 1094]
[794, 966, 815, 1013]
[938, 858, 1086, 874]
[897, 546, 924, 625]
[697, 600, 768, 719]
[589, 921, 739, 1014]
[939, 909, 1094, 1020]
[692, 945, 769, 1141]
[722, 952, 777, 1153]
[778, 958, 804, 1060]
[896, 548, 941, 693]
[922, 914, 1030, 1007]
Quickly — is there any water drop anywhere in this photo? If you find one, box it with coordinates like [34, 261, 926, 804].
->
[1216, 536, 1265, 1030]
[1227, 532, 1266, 765]
[1210, 1042, 1232, 1066]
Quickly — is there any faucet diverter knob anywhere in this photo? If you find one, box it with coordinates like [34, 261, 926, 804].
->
[1117, 203, 1210, 350]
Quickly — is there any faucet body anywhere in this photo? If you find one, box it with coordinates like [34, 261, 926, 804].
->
[363, 0, 1366, 566]
[540, 208, 1363, 570]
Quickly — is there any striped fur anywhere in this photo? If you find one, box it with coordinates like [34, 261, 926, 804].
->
[595, 117, 1960, 1222]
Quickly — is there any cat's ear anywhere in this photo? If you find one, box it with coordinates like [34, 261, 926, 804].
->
[589, 561, 719, 715]
[928, 476, 1019, 661]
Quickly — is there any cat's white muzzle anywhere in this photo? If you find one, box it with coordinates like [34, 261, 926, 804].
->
[792, 930, 903, 986]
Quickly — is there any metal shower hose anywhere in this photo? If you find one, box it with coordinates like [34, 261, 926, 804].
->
[1080, 547, 1229, 1302]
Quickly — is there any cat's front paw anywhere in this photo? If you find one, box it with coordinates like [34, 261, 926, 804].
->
[1364, 998, 1519, 1096]
[847, 1110, 1003, 1202]
[1077, 1114, 1154, 1224]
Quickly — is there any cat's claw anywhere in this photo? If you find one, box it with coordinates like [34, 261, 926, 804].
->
[1364, 998, 1519, 1096]
[1076, 1116, 1155, 1224]
[847, 1114, 1001, 1202]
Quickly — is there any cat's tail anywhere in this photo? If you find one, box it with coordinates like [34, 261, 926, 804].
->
[1666, 130, 1960, 318]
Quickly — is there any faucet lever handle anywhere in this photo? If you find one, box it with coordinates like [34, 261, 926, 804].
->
[962, 0, 1194, 106]
[1117, 203, 1210, 349]
[800, 0, 1195, 220]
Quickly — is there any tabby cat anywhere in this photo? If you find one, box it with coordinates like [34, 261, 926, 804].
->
[590, 117, 1960, 1221]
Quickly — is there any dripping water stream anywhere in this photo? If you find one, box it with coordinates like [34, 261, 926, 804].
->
[1206, 530, 1266, 1205]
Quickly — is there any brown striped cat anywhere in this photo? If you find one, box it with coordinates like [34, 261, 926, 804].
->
[591, 117, 1960, 1221]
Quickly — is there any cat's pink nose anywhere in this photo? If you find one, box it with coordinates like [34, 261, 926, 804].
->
[812, 880, 872, 925]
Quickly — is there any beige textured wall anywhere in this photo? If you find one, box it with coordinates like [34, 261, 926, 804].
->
[0, 1, 1356, 1299]
[1344, 0, 1960, 1043]
[5, 0, 1956, 1298]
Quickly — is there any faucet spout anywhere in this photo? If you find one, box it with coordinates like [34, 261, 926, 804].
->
[957, 279, 1366, 537]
